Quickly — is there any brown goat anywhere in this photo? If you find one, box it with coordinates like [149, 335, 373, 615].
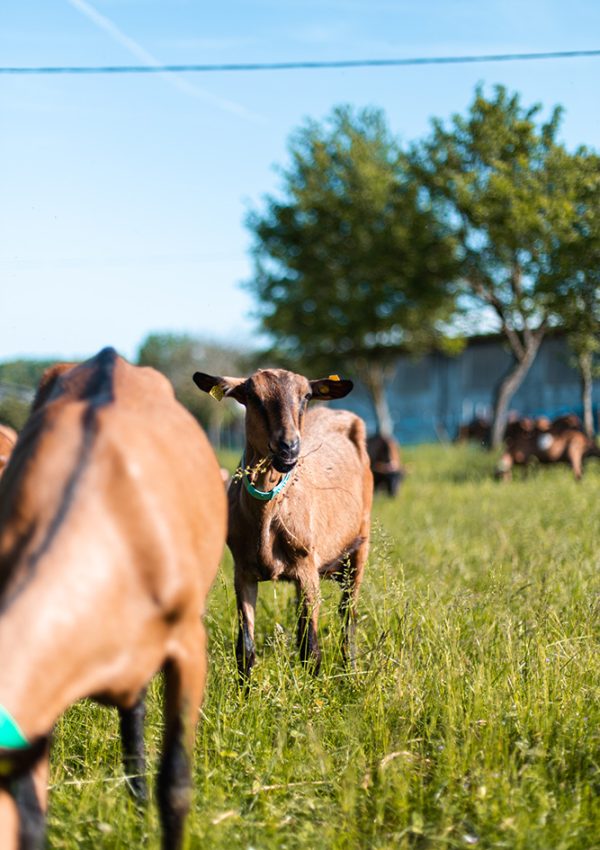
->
[0, 348, 227, 850]
[497, 414, 600, 481]
[366, 433, 405, 496]
[0, 425, 17, 477]
[454, 416, 492, 447]
[193, 368, 373, 679]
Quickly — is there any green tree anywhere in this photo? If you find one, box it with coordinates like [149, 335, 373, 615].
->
[246, 105, 460, 437]
[411, 85, 580, 448]
[542, 150, 600, 436]
[137, 333, 247, 448]
[0, 358, 56, 430]
[0, 397, 30, 431]
[0, 358, 56, 388]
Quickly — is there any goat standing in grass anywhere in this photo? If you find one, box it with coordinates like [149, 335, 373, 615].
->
[0, 348, 227, 850]
[367, 432, 405, 496]
[497, 414, 600, 481]
[193, 367, 373, 680]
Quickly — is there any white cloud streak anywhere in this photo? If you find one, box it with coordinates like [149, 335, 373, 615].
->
[65, 0, 262, 121]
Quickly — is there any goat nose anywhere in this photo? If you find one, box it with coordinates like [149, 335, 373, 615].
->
[277, 437, 300, 457]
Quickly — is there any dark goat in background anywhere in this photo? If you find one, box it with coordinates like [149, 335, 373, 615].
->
[367, 433, 405, 496]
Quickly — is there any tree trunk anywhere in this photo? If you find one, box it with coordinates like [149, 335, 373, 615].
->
[208, 417, 222, 450]
[360, 363, 394, 438]
[490, 333, 544, 449]
[578, 350, 595, 438]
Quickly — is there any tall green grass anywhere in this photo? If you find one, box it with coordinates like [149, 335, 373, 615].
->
[47, 445, 600, 848]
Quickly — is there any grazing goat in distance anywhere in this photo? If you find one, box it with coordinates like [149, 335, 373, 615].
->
[367, 432, 405, 496]
[193, 367, 373, 679]
[496, 413, 600, 481]
[455, 416, 492, 447]
[549, 413, 584, 434]
[0, 425, 17, 477]
[0, 347, 227, 850]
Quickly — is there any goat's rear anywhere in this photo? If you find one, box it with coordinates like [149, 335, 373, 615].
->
[0, 347, 227, 850]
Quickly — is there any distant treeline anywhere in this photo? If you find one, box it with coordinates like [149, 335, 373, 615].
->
[0, 337, 253, 448]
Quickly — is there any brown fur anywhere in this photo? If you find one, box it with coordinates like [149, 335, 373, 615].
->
[455, 416, 492, 446]
[497, 414, 599, 481]
[193, 367, 373, 678]
[366, 433, 405, 496]
[0, 425, 17, 477]
[549, 413, 584, 434]
[0, 348, 227, 849]
[30, 362, 77, 414]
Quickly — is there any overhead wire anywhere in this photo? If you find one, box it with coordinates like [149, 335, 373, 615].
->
[1, 48, 599, 75]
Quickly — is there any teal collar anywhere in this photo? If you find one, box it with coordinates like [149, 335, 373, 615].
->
[241, 451, 293, 501]
[0, 705, 28, 751]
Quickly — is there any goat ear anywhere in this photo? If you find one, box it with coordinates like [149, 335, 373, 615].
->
[309, 377, 354, 400]
[192, 372, 247, 404]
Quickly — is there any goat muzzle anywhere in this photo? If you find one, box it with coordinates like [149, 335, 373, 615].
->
[271, 437, 300, 473]
[272, 454, 299, 473]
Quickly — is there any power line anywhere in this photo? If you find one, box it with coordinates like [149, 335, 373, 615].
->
[1, 48, 600, 75]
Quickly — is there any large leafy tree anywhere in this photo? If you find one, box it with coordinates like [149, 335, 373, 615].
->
[542, 149, 600, 436]
[246, 105, 460, 437]
[411, 85, 580, 448]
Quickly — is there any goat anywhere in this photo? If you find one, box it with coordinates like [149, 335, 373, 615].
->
[0, 426, 17, 477]
[0, 347, 227, 850]
[496, 414, 600, 481]
[550, 413, 584, 434]
[366, 432, 405, 496]
[193, 367, 373, 679]
[454, 416, 491, 447]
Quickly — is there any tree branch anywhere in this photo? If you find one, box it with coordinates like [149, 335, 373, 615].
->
[472, 278, 526, 360]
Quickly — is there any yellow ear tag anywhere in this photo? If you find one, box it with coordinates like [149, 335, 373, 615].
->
[328, 374, 340, 381]
[319, 384, 329, 394]
[209, 385, 225, 401]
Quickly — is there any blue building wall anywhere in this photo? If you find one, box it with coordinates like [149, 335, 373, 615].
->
[339, 335, 600, 445]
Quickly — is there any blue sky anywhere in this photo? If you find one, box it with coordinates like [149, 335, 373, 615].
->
[2, 0, 599, 361]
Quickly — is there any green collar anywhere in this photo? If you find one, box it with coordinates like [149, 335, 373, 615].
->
[0, 705, 28, 750]
[241, 452, 293, 501]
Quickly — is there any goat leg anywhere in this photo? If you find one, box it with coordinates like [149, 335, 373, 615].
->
[234, 573, 257, 682]
[296, 575, 321, 674]
[567, 442, 584, 481]
[495, 452, 513, 481]
[12, 772, 45, 850]
[157, 624, 206, 850]
[2, 744, 49, 850]
[337, 552, 365, 669]
[118, 691, 147, 804]
[338, 584, 357, 669]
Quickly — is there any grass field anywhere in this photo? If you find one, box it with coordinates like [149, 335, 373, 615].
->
[47, 445, 599, 849]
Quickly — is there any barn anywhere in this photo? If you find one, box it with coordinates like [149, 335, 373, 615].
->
[341, 333, 600, 445]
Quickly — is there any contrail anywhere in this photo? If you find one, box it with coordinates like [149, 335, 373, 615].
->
[65, 0, 261, 121]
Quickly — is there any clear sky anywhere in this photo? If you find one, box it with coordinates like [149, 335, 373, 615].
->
[2, 0, 599, 362]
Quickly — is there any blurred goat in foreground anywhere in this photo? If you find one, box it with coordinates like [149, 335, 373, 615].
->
[0, 348, 226, 850]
